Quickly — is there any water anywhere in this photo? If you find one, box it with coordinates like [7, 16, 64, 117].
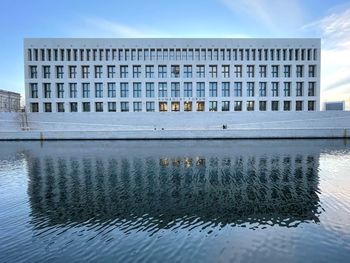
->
[0, 140, 350, 263]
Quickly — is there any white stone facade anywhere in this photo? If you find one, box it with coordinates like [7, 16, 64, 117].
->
[24, 38, 320, 113]
[0, 89, 21, 112]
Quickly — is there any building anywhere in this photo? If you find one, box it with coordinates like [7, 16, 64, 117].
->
[324, 101, 345, 111]
[0, 89, 21, 112]
[24, 38, 320, 113]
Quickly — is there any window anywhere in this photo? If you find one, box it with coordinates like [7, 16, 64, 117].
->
[284, 82, 291, 96]
[271, 101, 278, 111]
[107, 66, 116, 78]
[70, 102, 78, 112]
[259, 82, 266, 97]
[209, 82, 218, 97]
[146, 65, 154, 78]
[133, 82, 142, 98]
[309, 65, 316, 77]
[209, 65, 217, 78]
[247, 82, 254, 97]
[108, 102, 116, 112]
[196, 65, 205, 78]
[259, 101, 267, 111]
[82, 83, 90, 98]
[69, 66, 76, 78]
[158, 65, 167, 78]
[184, 101, 192, 112]
[308, 101, 315, 111]
[82, 66, 89, 78]
[171, 102, 180, 111]
[30, 83, 38, 98]
[43, 83, 51, 98]
[196, 101, 205, 112]
[222, 101, 230, 111]
[56, 66, 64, 78]
[44, 103, 51, 112]
[209, 101, 217, 111]
[56, 83, 64, 98]
[247, 101, 254, 111]
[159, 102, 167, 112]
[57, 102, 65, 112]
[259, 65, 267, 78]
[31, 103, 39, 112]
[43, 66, 50, 78]
[272, 82, 279, 97]
[133, 65, 141, 78]
[219, 82, 229, 97]
[284, 65, 291, 78]
[121, 102, 129, 112]
[95, 102, 103, 112]
[234, 101, 242, 111]
[171, 82, 180, 97]
[222, 65, 230, 78]
[120, 66, 128, 78]
[158, 82, 167, 97]
[95, 66, 102, 78]
[247, 65, 254, 78]
[272, 65, 279, 77]
[95, 83, 103, 98]
[196, 82, 205, 97]
[296, 101, 303, 111]
[296, 65, 303, 77]
[283, 101, 291, 111]
[108, 83, 116, 98]
[82, 102, 90, 112]
[30, 66, 37, 78]
[184, 82, 193, 97]
[184, 65, 192, 78]
[234, 65, 242, 78]
[296, 82, 303, 96]
[146, 102, 155, 112]
[234, 82, 242, 97]
[69, 83, 77, 98]
[171, 65, 180, 78]
[308, 82, 315, 96]
[120, 83, 129, 98]
[146, 83, 155, 98]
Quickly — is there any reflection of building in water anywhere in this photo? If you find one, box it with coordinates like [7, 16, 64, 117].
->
[26, 142, 321, 231]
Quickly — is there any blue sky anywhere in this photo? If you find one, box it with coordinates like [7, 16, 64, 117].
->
[1, 0, 350, 103]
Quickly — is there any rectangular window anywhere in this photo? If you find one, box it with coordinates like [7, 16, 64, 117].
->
[43, 83, 51, 98]
[159, 102, 167, 112]
[196, 101, 205, 112]
[171, 82, 180, 97]
[234, 82, 242, 97]
[146, 102, 155, 112]
[31, 103, 39, 112]
[56, 83, 64, 98]
[196, 65, 205, 78]
[284, 65, 291, 78]
[133, 65, 141, 78]
[57, 102, 65, 112]
[221, 82, 230, 97]
[171, 102, 180, 112]
[30, 66, 37, 78]
[184, 101, 192, 112]
[171, 65, 180, 78]
[158, 82, 167, 98]
[120, 65, 128, 78]
[209, 82, 218, 97]
[259, 65, 267, 78]
[107, 66, 116, 78]
[247, 65, 254, 78]
[308, 101, 315, 111]
[184, 82, 193, 97]
[272, 82, 279, 97]
[247, 101, 254, 111]
[108, 102, 116, 112]
[222, 65, 230, 78]
[222, 101, 230, 111]
[120, 83, 129, 98]
[284, 82, 291, 96]
[69, 83, 77, 98]
[133, 102, 142, 112]
[196, 82, 205, 97]
[259, 82, 266, 97]
[95, 83, 103, 98]
[82, 83, 90, 98]
[95, 66, 102, 78]
[184, 65, 192, 78]
[209, 65, 217, 78]
[209, 101, 217, 111]
[70, 102, 78, 112]
[247, 82, 255, 97]
[272, 65, 279, 77]
[259, 101, 267, 111]
[43, 66, 50, 78]
[296, 82, 303, 96]
[30, 83, 38, 98]
[145, 65, 154, 78]
[133, 82, 142, 98]
[108, 83, 116, 98]
[146, 82, 155, 97]
[44, 103, 52, 112]
[82, 102, 90, 112]
[234, 101, 242, 111]
[308, 82, 315, 96]
[82, 66, 89, 78]
[308, 65, 316, 77]
[121, 102, 129, 112]
[296, 65, 304, 77]
[234, 65, 242, 78]
[56, 66, 64, 78]
[95, 102, 103, 112]
[69, 66, 77, 78]
[296, 101, 303, 111]
[283, 101, 291, 111]
[271, 101, 279, 111]
[158, 65, 167, 78]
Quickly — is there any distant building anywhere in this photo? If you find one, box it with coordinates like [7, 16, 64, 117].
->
[0, 89, 21, 112]
[324, 101, 345, 111]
